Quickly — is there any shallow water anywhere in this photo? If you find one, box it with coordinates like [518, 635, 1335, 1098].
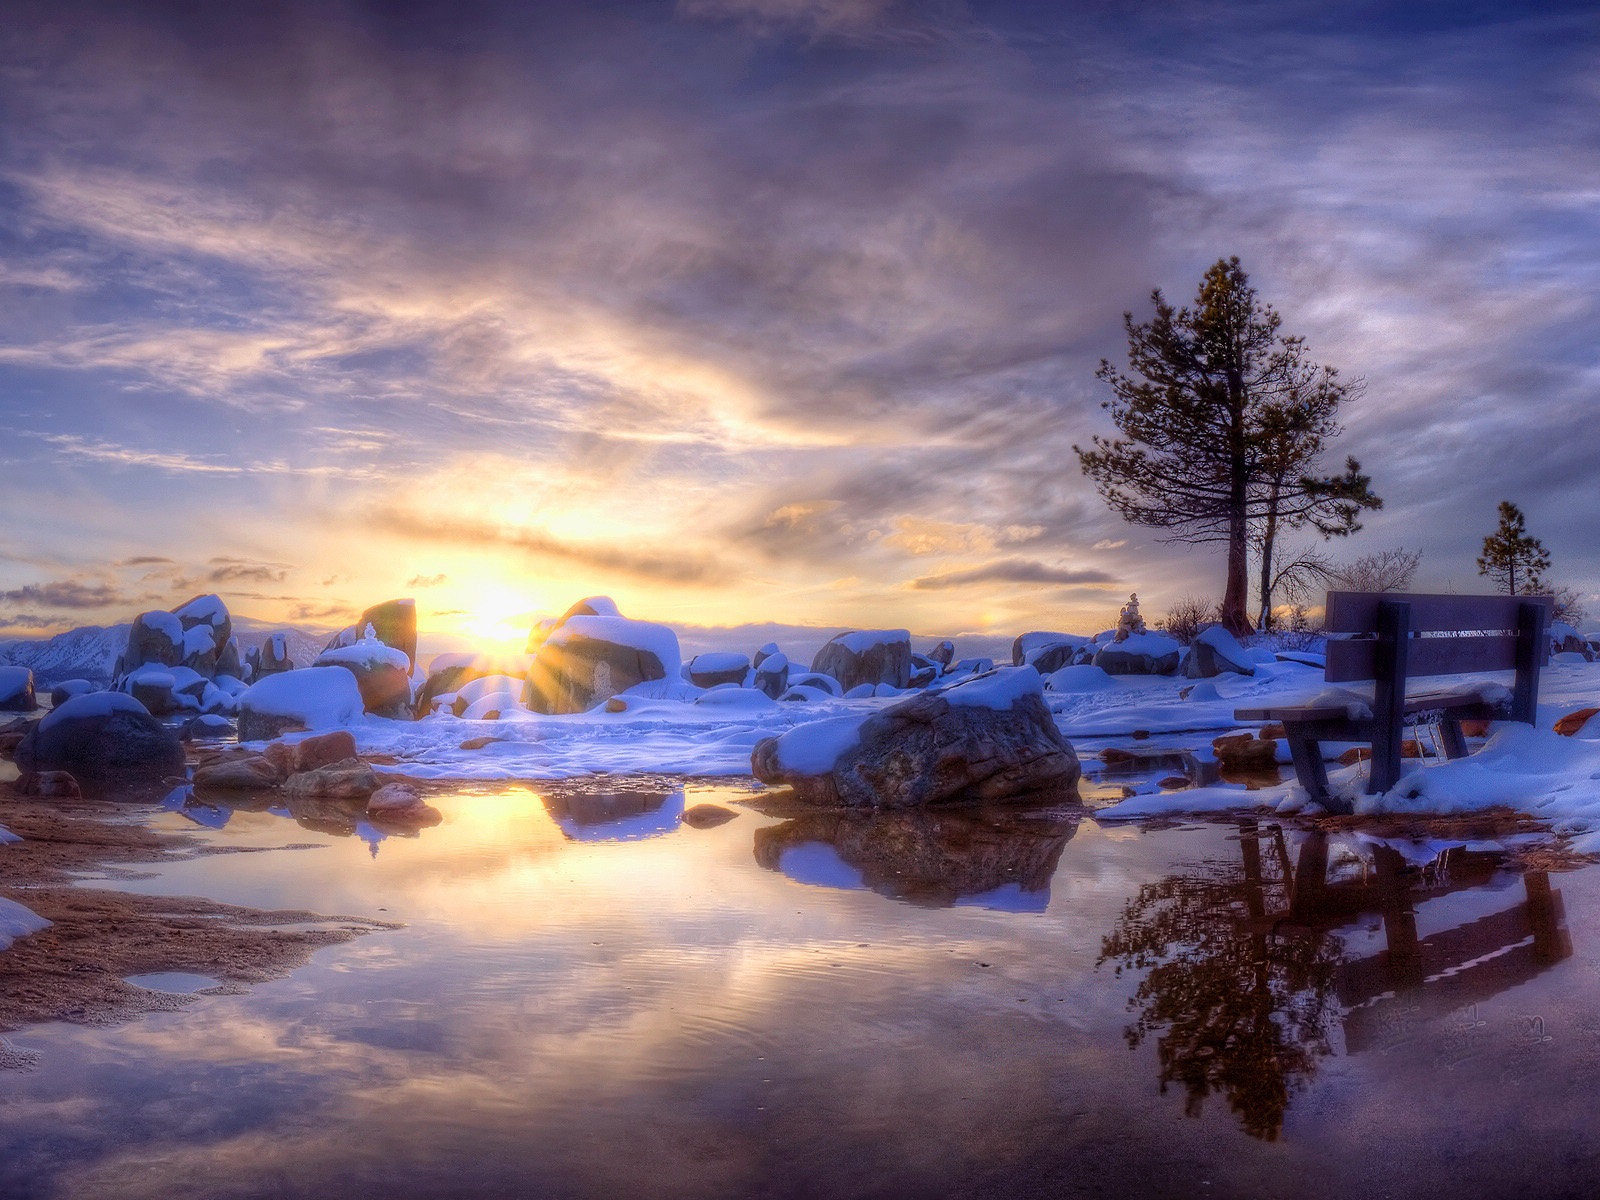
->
[4, 781, 1600, 1199]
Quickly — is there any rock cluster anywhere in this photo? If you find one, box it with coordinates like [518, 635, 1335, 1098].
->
[752, 667, 1080, 808]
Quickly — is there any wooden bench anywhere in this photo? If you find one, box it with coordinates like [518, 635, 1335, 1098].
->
[1235, 591, 1551, 812]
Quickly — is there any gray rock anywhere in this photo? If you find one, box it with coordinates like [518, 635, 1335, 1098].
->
[0, 666, 36, 712]
[1180, 624, 1257, 679]
[15, 693, 184, 787]
[525, 616, 677, 714]
[686, 652, 750, 690]
[753, 652, 790, 700]
[811, 630, 911, 693]
[752, 668, 1080, 808]
[1092, 633, 1182, 676]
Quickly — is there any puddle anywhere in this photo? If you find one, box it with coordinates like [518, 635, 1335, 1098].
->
[123, 972, 220, 994]
[2, 782, 1598, 1199]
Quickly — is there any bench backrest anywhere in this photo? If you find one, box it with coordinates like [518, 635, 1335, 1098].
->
[1323, 591, 1552, 683]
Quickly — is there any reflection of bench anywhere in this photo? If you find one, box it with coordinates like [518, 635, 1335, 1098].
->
[1236, 591, 1551, 811]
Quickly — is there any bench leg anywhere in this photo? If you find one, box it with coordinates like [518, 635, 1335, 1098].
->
[1369, 725, 1403, 794]
[1286, 729, 1341, 812]
[1438, 715, 1470, 760]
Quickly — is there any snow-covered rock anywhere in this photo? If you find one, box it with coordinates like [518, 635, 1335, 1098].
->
[686, 652, 750, 689]
[323, 599, 418, 669]
[15, 691, 185, 787]
[1092, 632, 1182, 676]
[753, 651, 790, 699]
[752, 666, 1079, 808]
[811, 629, 911, 693]
[314, 635, 414, 717]
[48, 678, 100, 707]
[526, 612, 682, 714]
[1180, 625, 1256, 679]
[237, 666, 366, 741]
[0, 665, 36, 712]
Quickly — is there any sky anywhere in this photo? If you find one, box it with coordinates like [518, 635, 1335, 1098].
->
[1, 0, 1597, 652]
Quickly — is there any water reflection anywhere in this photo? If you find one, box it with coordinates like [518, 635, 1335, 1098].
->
[170, 788, 441, 855]
[1099, 820, 1572, 1141]
[540, 788, 686, 842]
[753, 806, 1078, 911]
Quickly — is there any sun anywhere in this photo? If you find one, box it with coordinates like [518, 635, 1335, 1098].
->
[446, 581, 541, 653]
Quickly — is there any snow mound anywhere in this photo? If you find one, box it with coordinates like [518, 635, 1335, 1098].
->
[239, 667, 365, 733]
[41, 690, 149, 731]
[0, 897, 51, 951]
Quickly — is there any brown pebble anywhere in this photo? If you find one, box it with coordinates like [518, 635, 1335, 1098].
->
[604, 698, 628, 713]
[458, 736, 503, 750]
[1157, 776, 1189, 790]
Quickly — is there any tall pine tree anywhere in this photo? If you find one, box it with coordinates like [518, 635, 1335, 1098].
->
[1076, 258, 1379, 635]
[1477, 501, 1550, 595]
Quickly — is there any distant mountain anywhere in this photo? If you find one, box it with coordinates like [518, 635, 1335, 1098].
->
[0, 624, 127, 686]
[0, 619, 330, 687]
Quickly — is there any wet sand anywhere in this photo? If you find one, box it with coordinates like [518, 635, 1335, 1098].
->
[0, 784, 396, 1041]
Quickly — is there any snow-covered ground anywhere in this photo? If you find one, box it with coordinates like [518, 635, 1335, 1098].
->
[218, 651, 1600, 845]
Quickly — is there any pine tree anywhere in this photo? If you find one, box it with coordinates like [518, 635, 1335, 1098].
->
[1076, 257, 1379, 636]
[1477, 501, 1550, 595]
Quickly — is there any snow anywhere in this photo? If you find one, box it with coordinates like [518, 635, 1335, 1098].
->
[0, 897, 50, 952]
[766, 714, 870, 775]
[316, 636, 411, 672]
[937, 665, 1042, 710]
[173, 594, 228, 626]
[0, 823, 17, 845]
[239, 667, 365, 733]
[41, 690, 149, 731]
[1044, 665, 1116, 693]
[0, 665, 31, 702]
[547, 615, 682, 677]
[688, 652, 749, 674]
[1015, 631, 1088, 665]
[831, 629, 909, 654]
[1106, 631, 1181, 658]
[182, 625, 216, 657]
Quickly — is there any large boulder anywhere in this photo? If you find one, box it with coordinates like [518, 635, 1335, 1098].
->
[248, 631, 297, 679]
[119, 610, 185, 673]
[810, 630, 911, 693]
[686, 652, 750, 690]
[751, 666, 1080, 808]
[1012, 631, 1078, 667]
[323, 599, 418, 670]
[14, 692, 184, 787]
[528, 596, 620, 653]
[172, 594, 232, 673]
[1180, 625, 1257, 679]
[1092, 632, 1182, 676]
[753, 652, 790, 700]
[237, 666, 366, 742]
[0, 666, 36, 712]
[526, 613, 681, 714]
[313, 636, 414, 717]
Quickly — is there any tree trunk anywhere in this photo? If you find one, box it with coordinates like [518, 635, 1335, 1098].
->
[1255, 480, 1281, 631]
[1221, 365, 1253, 637]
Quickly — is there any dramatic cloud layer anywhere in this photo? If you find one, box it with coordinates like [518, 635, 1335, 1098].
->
[1, 0, 1596, 646]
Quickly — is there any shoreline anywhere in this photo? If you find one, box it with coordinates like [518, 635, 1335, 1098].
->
[0, 781, 396, 1045]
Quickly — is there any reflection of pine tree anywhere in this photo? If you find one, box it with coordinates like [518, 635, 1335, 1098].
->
[1097, 828, 1344, 1141]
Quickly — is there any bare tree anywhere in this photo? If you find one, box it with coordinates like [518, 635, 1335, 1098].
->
[1325, 548, 1422, 594]
[1159, 595, 1220, 645]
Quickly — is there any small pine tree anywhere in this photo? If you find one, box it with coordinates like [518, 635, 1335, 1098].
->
[1477, 501, 1550, 595]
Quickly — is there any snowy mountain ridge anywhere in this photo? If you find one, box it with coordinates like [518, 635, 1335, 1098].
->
[0, 620, 328, 686]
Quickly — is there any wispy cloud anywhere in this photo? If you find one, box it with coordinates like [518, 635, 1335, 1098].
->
[909, 559, 1119, 591]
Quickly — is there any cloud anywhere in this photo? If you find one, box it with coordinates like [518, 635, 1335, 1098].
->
[909, 559, 1119, 591]
[407, 573, 448, 587]
[370, 507, 723, 587]
[0, 579, 127, 608]
[207, 563, 289, 585]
